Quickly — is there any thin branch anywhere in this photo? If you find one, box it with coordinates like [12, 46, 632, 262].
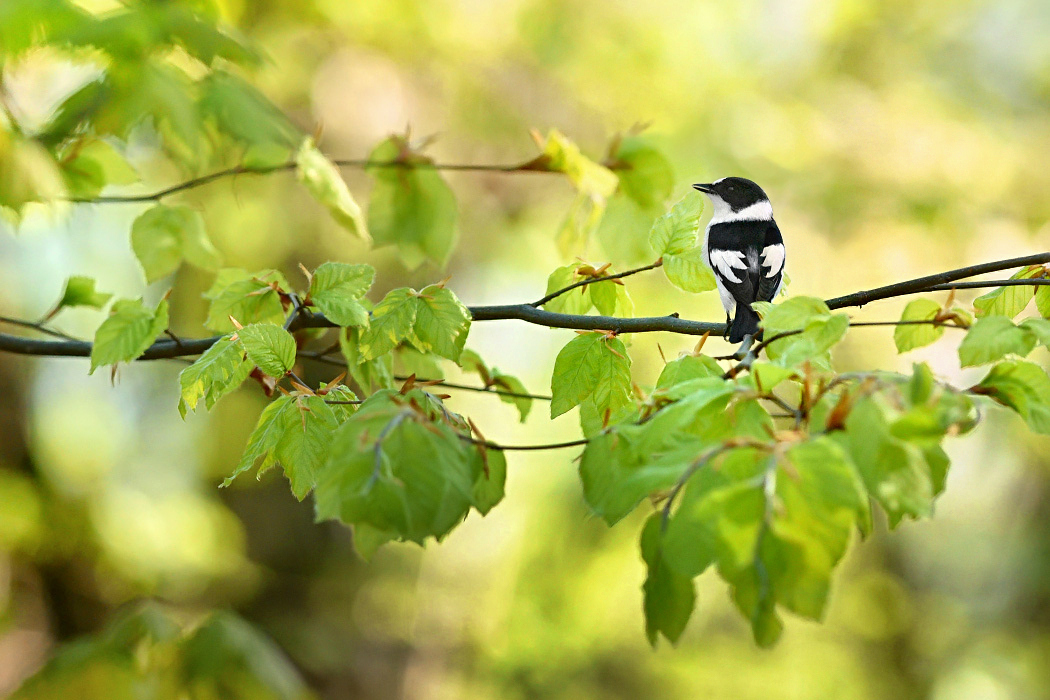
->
[67, 156, 600, 205]
[299, 350, 552, 400]
[2, 253, 1048, 362]
[0, 315, 82, 341]
[530, 260, 663, 308]
[825, 253, 1050, 309]
[458, 435, 590, 451]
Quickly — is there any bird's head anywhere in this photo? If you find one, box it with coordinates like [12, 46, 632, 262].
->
[692, 177, 771, 220]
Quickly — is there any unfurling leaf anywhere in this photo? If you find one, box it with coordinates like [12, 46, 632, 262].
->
[973, 266, 1040, 319]
[204, 268, 289, 332]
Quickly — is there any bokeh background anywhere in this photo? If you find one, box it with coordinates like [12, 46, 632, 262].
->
[2, 0, 1050, 698]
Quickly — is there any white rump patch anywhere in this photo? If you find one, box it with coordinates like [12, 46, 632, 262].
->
[761, 243, 786, 278]
[709, 249, 748, 284]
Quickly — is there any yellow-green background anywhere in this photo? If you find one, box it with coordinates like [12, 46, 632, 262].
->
[1, 0, 1049, 697]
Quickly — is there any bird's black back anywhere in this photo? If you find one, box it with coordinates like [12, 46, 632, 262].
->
[707, 219, 784, 307]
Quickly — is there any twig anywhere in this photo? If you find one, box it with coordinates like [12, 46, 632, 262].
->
[825, 253, 1050, 309]
[530, 260, 663, 308]
[459, 435, 590, 451]
[0, 315, 82, 341]
[68, 156, 622, 205]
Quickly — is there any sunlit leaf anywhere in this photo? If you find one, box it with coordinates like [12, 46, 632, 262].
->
[89, 298, 169, 373]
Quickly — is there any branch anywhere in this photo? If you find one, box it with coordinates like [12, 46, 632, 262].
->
[2, 254, 1047, 362]
[529, 260, 663, 308]
[825, 253, 1050, 309]
[459, 435, 589, 451]
[67, 156, 607, 205]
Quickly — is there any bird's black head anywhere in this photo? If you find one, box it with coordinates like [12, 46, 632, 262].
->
[692, 177, 769, 212]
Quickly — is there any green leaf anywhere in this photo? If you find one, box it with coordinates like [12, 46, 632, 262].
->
[611, 136, 675, 210]
[973, 266, 1040, 319]
[51, 275, 112, 314]
[225, 395, 344, 499]
[974, 360, 1050, 434]
[296, 138, 369, 240]
[757, 296, 849, 366]
[0, 129, 67, 217]
[958, 315, 1036, 367]
[367, 136, 458, 268]
[178, 334, 252, 417]
[357, 288, 418, 360]
[542, 264, 593, 315]
[204, 268, 289, 333]
[1036, 284, 1050, 319]
[59, 138, 138, 199]
[1018, 317, 1050, 347]
[89, 298, 169, 374]
[663, 247, 717, 292]
[648, 195, 704, 256]
[656, 354, 723, 388]
[314, 393, 476, 543]
[491, 373, 533, 422]
[131, 204, 221, 283]
[236, 324, 296, 377]
[471, 448, 507, 515]
[198, 70, 299, 149]
[640, 514, 695, 646]
[340, 327, 395, 392]
[412, 285, 471, 362]
[894, 298, 944, 353]
[550, 332, 631, 418]
[837, 398, 934, 525]
[308, 262, 375, 327]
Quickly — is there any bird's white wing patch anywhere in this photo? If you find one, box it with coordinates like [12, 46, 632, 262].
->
[709, 249, 748, 284]
[760, 243, 785, 278]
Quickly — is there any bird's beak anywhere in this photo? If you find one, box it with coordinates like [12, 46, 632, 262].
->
[692, 183, 714, 194]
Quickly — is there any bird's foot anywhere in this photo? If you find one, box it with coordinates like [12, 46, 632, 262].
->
[731, 334, 756, 364]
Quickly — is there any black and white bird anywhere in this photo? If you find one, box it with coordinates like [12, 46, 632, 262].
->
[692, 177, 785, 348]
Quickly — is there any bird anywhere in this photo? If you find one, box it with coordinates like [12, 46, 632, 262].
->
[692, 177, 785, 349]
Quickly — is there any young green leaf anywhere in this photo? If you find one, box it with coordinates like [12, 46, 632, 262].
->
[308, 262, 375, 327]
[59, 137, 138, 199]
[973, 360, 1050, 434]
[131, 204, 221, 283]
[50, 275, 112, 316]
[367, 136, 457, 268]
[973, 265, 1040, 319]
[610, 136, 675, 210]
[236, 324, 296, 377]
[225, 395, 344, 499]
[204, 268, 289, 332]
[663, 247, 716, 293]
[178, 334, 252, 417]
[357, 288, 418, 360]
[550, 332, 631, 418]
[542, 264, 594, 315]
[894, 298, 944, 353]
[89, 298, 169, 373]
[471, 448, 507, 516]
[958, 315, 1036, 367]
[412, 284, 471, 362]
[640, 514, 696, 646]
[296, 138, 369, 240]
[648, 195, 703, 256]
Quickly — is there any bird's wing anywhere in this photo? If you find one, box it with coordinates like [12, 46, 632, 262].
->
[756, 221, 785, 302]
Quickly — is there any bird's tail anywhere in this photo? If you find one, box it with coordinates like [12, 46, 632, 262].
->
[728, 304, 760, 344]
